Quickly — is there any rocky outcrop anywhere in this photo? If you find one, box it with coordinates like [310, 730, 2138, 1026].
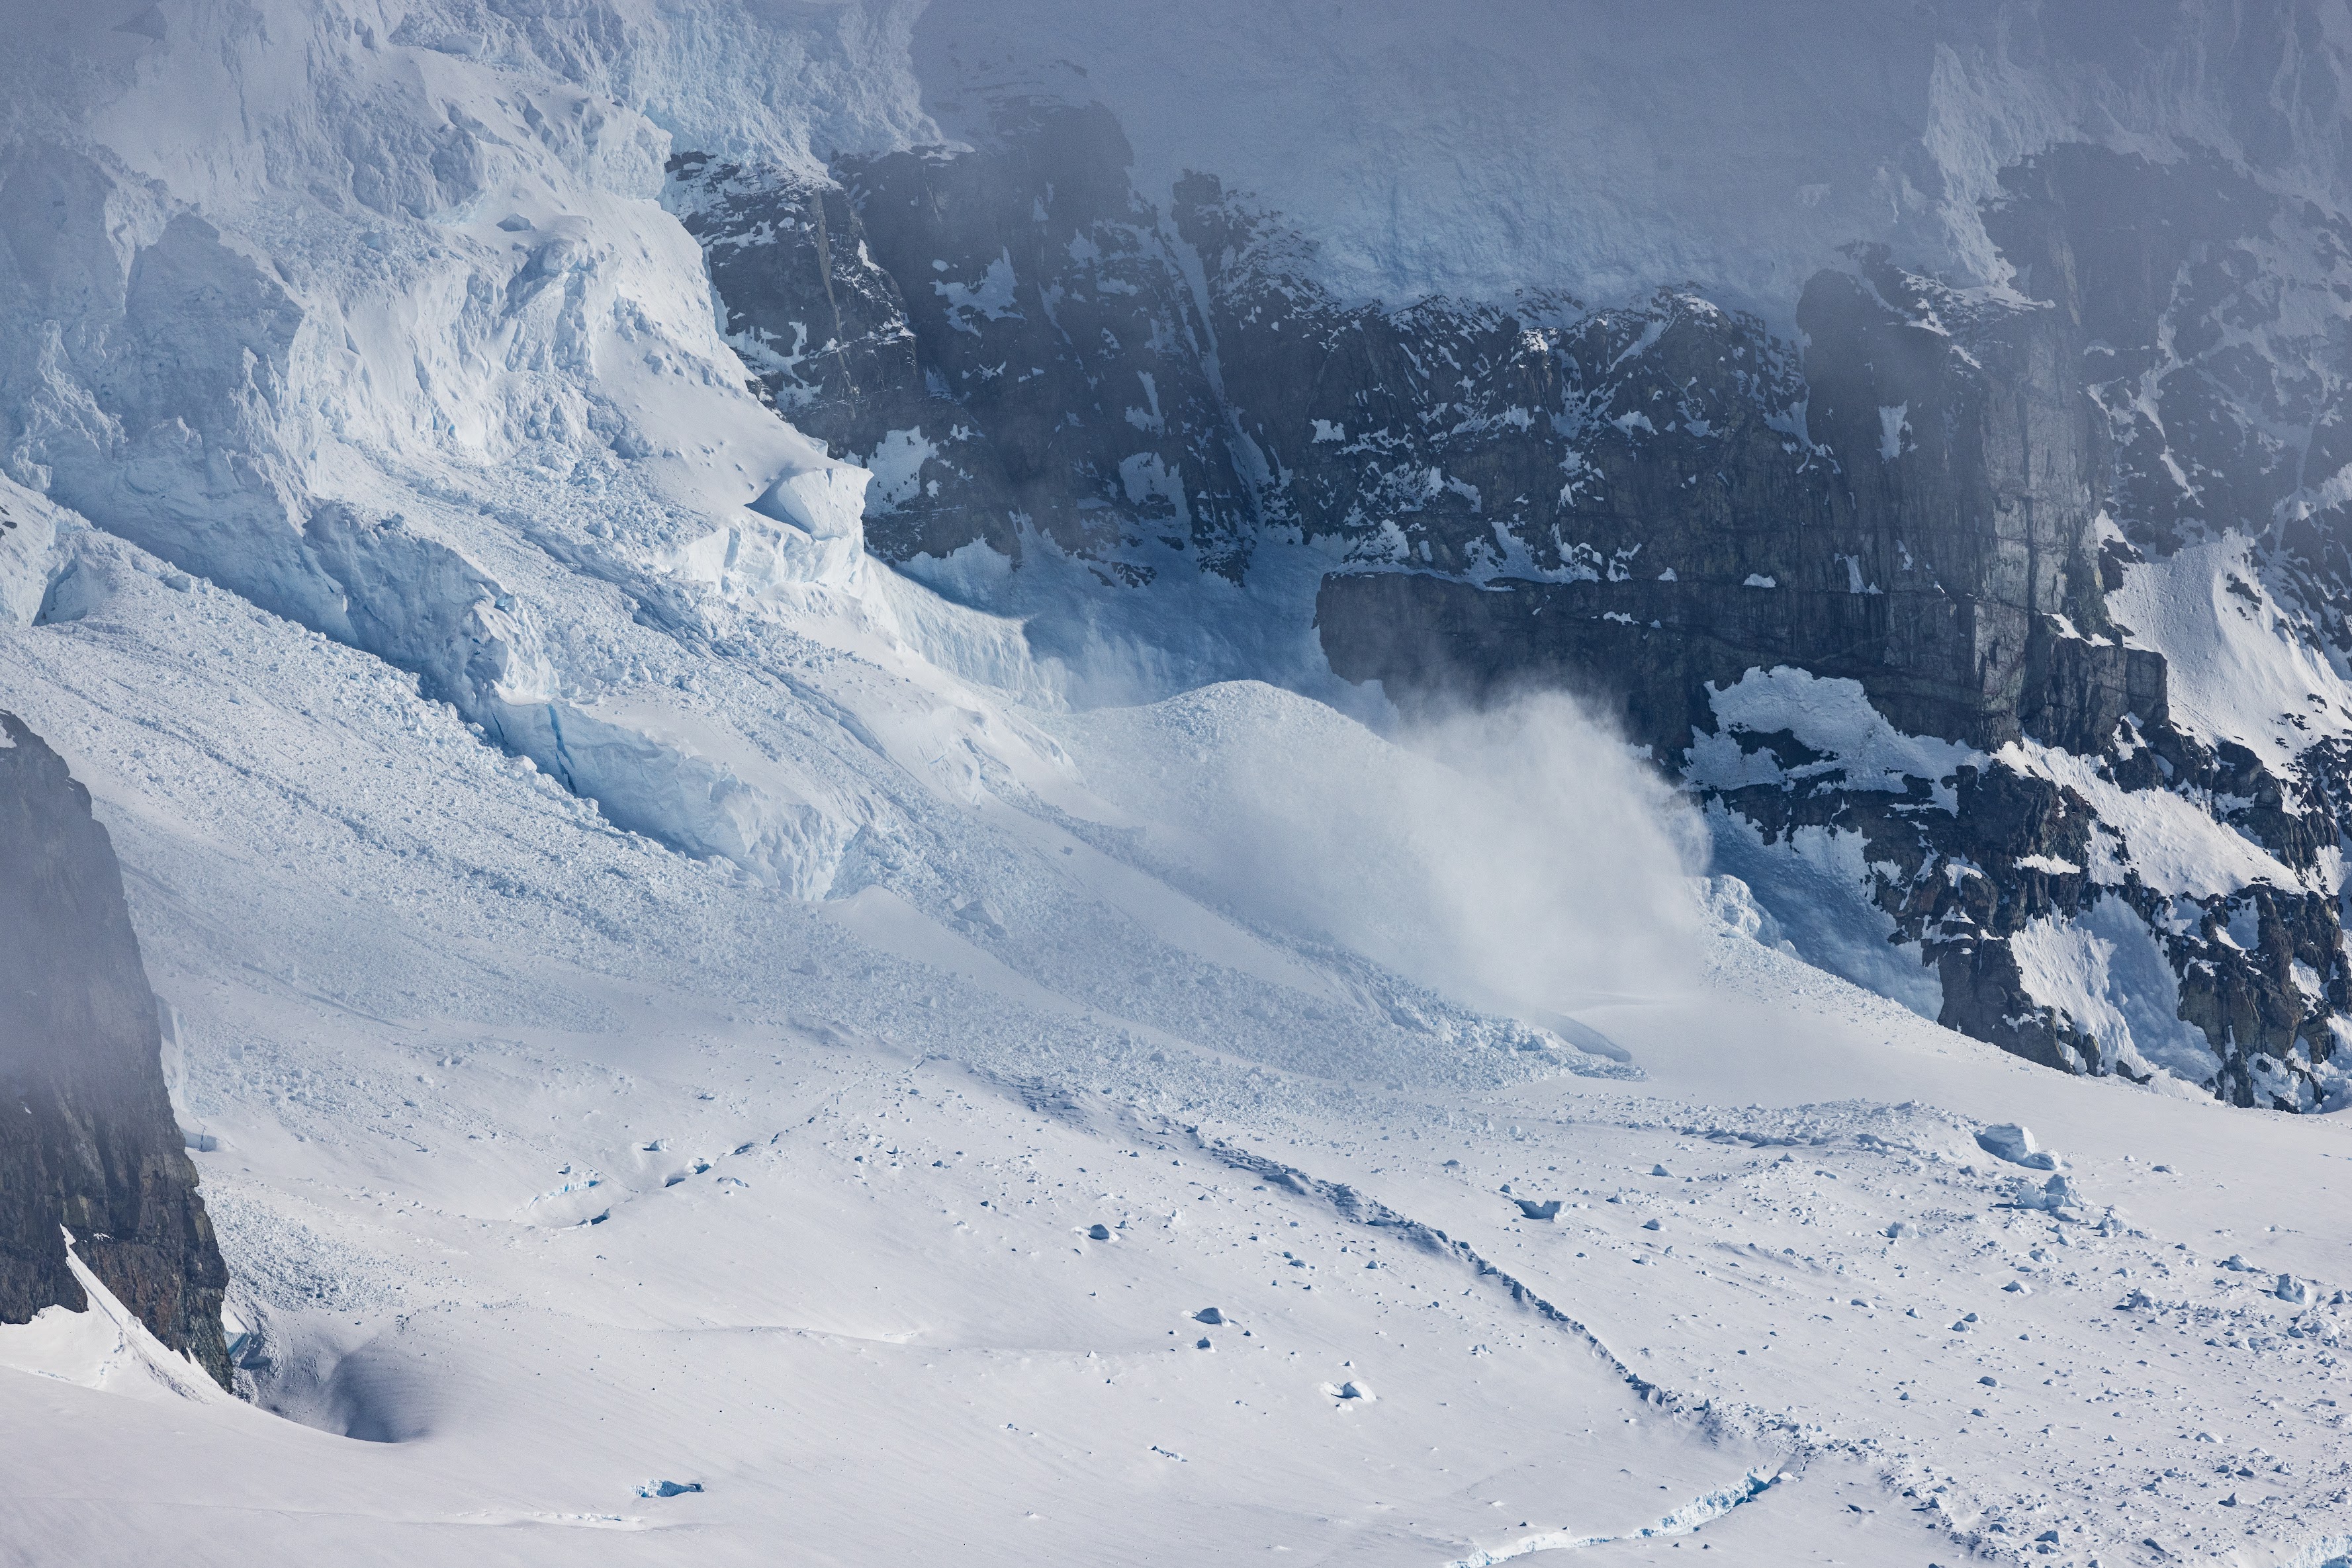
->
[1308, 242, 2120, 750]
[669, 102, 1254, 575]
[0, 711, 232, 1387]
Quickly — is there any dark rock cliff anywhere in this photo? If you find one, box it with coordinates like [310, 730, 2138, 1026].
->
[667, 106, 2352, 1110]
[0, 710, 232, 1387]
[668, 103, 1253, 576]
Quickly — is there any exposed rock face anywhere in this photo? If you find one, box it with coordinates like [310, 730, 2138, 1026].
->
[668, 105, 2352, 1110]
[0, 711, 232, 1387]
[1798, 249, 2104, 747]
[1306, 241, 2122, 749]
[669, 103, 1253, 576]
[1987, 147, 2352, 576]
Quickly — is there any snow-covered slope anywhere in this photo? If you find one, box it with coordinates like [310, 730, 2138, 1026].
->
[5, 3, 2352, 1565]
[10, 531, 2352, 1566]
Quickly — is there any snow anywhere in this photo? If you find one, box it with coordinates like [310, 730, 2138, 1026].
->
[1703, 807, 1946, 1022]
[1685, 663, 2316, 1076]
[934, 250, 1023, 332]
[1876, 404, 1910, 460]
[1693, 665, 1978, 805]
[26, 532, 2352, 1561]
[2013, 853, 2081, 875]
[0, 1231, 228, 1403]
[10, 528, 2352, 1561]
[1996, 736, 2306, 900]
[2010, 899, 2222, 1088]
[862, 427, 942, 513]
[1, 5, 2350, 1565]
[2105, 532, 2352, 770]
[0, 0, 963, 908]
[821, 883, 1081, 1019]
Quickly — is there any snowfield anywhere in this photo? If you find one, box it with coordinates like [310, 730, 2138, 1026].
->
[7, 527, 2352, 1567]
[1, 3, 2350, 1566]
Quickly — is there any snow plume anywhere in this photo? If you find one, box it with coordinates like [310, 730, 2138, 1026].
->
[1056, 681, 1709, 1031]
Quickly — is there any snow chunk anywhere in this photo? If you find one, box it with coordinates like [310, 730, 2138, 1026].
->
[2011, 1173, 2077, 1211]
[1974, 1123, 2063, 1172]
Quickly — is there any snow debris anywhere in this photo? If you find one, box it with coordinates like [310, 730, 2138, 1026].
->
[1975, 1123, 2063, 1172]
